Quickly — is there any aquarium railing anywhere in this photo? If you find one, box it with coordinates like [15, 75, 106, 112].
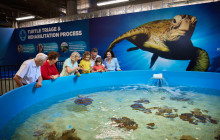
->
[0, 65, 20, 95]
[0, 61, 64, 96]
[55, 61, 64, 74]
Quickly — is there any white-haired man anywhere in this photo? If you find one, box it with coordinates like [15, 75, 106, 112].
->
[13, 53, 48, 88]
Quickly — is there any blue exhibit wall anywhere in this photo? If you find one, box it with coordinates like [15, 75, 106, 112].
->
[0, 2, 220, 72]
[13, 19, 90, 63]
[90, 2, 220, 72]
[0, 28, 20, 65]
[0, 70, 220, 136]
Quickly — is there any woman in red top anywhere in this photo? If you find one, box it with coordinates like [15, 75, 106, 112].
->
[41, 51, 60, 80]
[92, 57, 106, 72]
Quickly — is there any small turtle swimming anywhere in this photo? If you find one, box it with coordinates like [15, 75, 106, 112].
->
[105, 15, 209, 71]
[74, 94, 93, 105]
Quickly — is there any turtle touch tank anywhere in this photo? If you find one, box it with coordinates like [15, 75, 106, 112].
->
[0, 71, 219, 139]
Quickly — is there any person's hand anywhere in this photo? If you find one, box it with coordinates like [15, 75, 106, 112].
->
[54, 74, 59, 79]
[87, 68, 91, 72]
[81, 68, 86, 71]
[51, 75, 59, 80]
[117, 69, 122, 71]
[76, 67, 81, 70]
[51, 75, 54, 79]
[35, 81, 42, 88]
[78, 65, 82, 70]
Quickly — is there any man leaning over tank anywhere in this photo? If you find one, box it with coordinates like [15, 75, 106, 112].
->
[13, 53, 48, 88]
[90, 48, 101, 67]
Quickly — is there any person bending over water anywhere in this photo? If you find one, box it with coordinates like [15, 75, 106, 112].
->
[60, 52, 81, 76]
[41, 51, 60, 80]
[13, 53, 48, 88]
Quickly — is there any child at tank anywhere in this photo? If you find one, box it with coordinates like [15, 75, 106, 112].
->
[79, 51, 92, 74]
[90, 48, 101, 68]
[91, 57, 107, 72]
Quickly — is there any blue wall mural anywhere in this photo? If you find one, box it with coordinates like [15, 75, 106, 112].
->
[1, 2, 220, 72]
[90, 2, 220, 72]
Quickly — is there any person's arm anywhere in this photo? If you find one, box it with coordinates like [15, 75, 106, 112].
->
[79, 60, 87, 71]
[41, 65, 51, 80]
[13, 62, 29, 87]
[50, 73, 59, 79]
[51, 75, 59, 79]
[51, 64, 60, 79]
[66, 66, 79, 74]
[13, 75, 24, 87]
[115, 58, 122, 71]
[103, 59, 107, 68]
[102, 65, 107, 72]
[35, 76, 43, 88]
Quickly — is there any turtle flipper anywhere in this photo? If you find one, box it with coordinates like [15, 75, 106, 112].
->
[105, 27, 149, 55]
[127, 47, 139, 52]
[186, 47, 210, 71]
[150, 54, 159, 68]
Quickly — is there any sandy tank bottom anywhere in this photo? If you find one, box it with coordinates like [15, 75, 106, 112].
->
[10, 85, 220, 140]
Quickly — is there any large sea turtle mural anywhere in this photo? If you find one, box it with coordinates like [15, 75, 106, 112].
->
[105, 15, 210, 71]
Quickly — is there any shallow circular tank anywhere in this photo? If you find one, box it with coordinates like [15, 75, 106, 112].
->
[0, 70, 220, 139]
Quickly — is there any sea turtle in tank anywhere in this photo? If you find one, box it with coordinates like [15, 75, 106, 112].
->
[105, 15, 210, 71]
[74, 95, 93, 106]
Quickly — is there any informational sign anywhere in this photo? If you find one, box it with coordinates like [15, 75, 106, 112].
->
[68, 41, 87, 53]
[42, 43, 58, 53]
[14, 20, 90, 62]
[21, 44, 35, 53]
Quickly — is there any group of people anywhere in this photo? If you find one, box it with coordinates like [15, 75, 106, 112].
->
[13, 48, 121, 88]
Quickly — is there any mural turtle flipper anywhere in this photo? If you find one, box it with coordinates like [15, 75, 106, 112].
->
[105, 15, 210, 71]
[105, 27, 149, 54]
[127, 46, 139, 52]
[187, 47, 210, 71]
[150, 54, 159, 68]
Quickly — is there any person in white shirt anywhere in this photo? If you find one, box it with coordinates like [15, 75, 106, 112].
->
[90, 48, 101, 67]
[13, 53, 48, 88]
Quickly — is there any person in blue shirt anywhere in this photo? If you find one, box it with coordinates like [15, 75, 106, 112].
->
[103, 49, 122, 71]
[60, 52, 81, 76]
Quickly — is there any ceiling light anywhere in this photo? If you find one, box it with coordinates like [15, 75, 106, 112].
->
[97, 0, 129, 6]
[16, 16, 35, 21]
